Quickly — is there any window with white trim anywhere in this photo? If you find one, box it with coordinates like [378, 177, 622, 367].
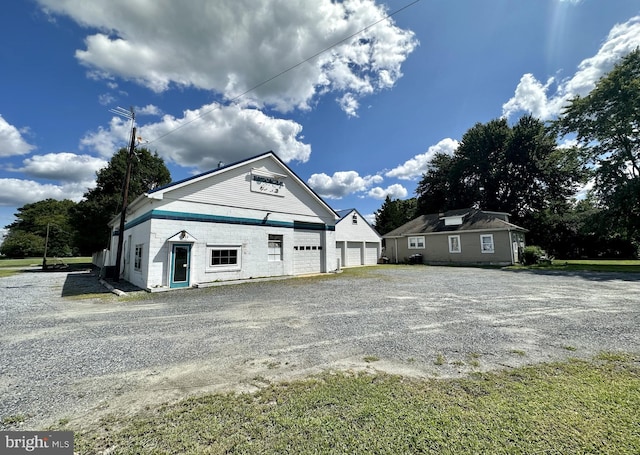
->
[134, 244, 143, 270]
[408, 236, 425, 249]
[480, 234, 494, 253]
[448, 235, 461, 253]
[352, 214, 358, 224]
[206, 245, 242, 272]
[268, 234, 283, 261]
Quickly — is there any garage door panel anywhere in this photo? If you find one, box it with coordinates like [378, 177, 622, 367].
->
[365, 242, 379, 265]
[346, 241, 362, 266]
[294, 229, 322, 274]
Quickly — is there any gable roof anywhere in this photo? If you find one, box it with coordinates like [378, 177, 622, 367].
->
[383, 208, 527, 237]
[336, 207, 380, 230]
[124, 151, 339, 218]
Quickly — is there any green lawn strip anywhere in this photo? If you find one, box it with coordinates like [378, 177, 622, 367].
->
[0, 257, 93, 269]
[71, 354, 640, 454]
[510, 259, 640, 273]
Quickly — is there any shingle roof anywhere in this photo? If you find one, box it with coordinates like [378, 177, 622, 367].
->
[383, 208, 527, 237]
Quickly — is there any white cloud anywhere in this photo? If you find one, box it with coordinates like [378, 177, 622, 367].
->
[137, 104, 163, 116]
[16, 153, 107, 182]
[503, 15, 640, 120]
[0, 115, 35, 157]
[307, 170, 383, 199]
[36, 0, 417, 116]
[0, 178, 93, 207]
[81, 103, 311, 170]
[367, 183, 407, 200]
[385, 138, 459, 180]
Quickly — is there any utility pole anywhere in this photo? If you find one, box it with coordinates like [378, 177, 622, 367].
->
[42, 223, 50, 270]
[111, 107, 136, 282]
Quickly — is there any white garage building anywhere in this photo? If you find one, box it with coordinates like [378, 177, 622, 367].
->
[335, 209, 382, 268]
[104, 152, 339, 291]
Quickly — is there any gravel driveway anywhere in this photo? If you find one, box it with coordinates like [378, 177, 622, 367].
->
[1, 265, 639, 430]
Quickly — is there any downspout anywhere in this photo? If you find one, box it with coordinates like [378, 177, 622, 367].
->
[508, 230, 515, 264]
[394, 238, 398, 264]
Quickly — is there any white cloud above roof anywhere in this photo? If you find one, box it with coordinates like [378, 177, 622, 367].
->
[502, 15, 640, 120]
[307, 170, 383, 199]
[386, 138, 459, 180]
[81, 103, 312, 170]
[0, 178, 92, 206]
[16, 153, 107, 182]
[367, 183, 408, 200]
[37, 0, 418, 116]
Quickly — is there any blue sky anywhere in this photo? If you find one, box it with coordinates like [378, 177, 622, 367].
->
[1, 0, 639, 238]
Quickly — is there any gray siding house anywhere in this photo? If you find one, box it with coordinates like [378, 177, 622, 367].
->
[383, 209, 527, 265]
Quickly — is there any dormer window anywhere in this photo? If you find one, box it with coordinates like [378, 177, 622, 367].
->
[352, 214, 358, 224]
[443, 216, 464, 226]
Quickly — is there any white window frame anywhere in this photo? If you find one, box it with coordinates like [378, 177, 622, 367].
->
[480, 234, 495, 253]
[206, 245, 242, 272]
[448, 235, 461, 253]
[408, 236, 425, 249]
[268, 234, 283, 262]
[134, 244, 143, 271]
[352, 214, 358, 225]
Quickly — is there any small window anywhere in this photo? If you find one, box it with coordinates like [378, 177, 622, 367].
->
[211, 249, 238, 266]
[481, 234, 494, 253]
[448, 235, 461, 253]
[352, 214, 358, 224]
[134, 244, 143, 270]
[268, 234, 283, 261]
[206, 245, 242, 272]
[408, 236, 425, 249]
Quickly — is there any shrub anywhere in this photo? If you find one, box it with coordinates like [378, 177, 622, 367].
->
[522, 245, 546, 265]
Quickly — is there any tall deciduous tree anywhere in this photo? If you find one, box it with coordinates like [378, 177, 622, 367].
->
[71, 147, 171, 254]
[554, 48, 640, 248]
[415, 115, 586, 253]
[1, 199, 77, 258]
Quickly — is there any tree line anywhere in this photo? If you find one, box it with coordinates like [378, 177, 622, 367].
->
[1, 148, 171, 258]
[375, 49, 640, 259]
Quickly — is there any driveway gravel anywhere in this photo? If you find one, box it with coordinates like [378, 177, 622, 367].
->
[1, 265, 638, 430]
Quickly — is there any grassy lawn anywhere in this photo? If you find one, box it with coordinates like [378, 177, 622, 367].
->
[0, 256, 92, 269]
[69, 353, 640, 454]
[513, 259, 640, 273]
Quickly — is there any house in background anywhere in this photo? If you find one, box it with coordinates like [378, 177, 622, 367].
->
[101, 152, 339, 291]
[335, 209, 382, 268]
[383, 209, 527, 265]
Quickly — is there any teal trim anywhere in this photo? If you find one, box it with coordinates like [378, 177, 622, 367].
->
[114, 209, 335, 235]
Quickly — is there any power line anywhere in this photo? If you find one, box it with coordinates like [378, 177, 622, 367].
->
[146, 0, 421, 146]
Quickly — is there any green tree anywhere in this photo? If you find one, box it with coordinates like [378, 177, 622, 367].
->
[416, 116, 586, 254]
[374, 196, 417, 235]
[70, 147, 172, 254]
[1, 199, 77, 258]
[0, 231, 45, 258]
[554, 48, 640, 250]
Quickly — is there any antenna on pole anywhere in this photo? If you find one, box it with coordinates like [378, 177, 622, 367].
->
[110, 106, 136, 282]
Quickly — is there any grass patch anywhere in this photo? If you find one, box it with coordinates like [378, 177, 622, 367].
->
[2, 414, 26, 425]
[0, 269, 19, 278]
[0, 257, 92, 269]
[363, 356, 380, 363]
[510, 259, 640, 273]
[71, 355, 640, 454]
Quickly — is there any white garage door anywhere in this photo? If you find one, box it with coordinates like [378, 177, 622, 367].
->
[365, 242, 380, 265]
[346, 242, 362, 267]
[293, 229, 322, 274]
